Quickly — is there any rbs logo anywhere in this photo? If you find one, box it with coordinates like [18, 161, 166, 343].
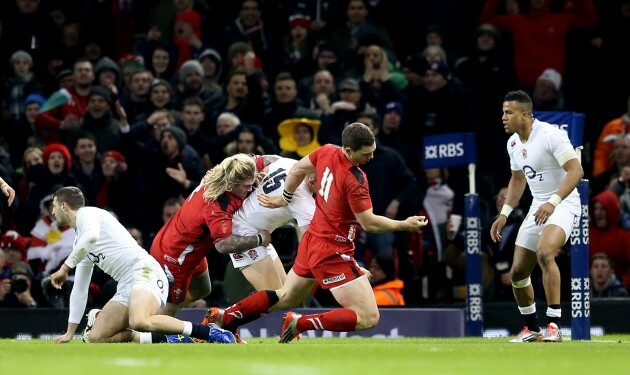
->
[425, 142, 465, 159]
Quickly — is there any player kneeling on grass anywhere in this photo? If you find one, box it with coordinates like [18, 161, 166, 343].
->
[50, 186, 235, 344]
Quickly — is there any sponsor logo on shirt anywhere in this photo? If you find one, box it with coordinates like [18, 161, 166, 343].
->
[322, 274, 346, 285]
[522, 149, 527, 159]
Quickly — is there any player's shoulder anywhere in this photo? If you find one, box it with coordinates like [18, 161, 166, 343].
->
[535, 119, 565, 137]
[346, 165, 367, 185]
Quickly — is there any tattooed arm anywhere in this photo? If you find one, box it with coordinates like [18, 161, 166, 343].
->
[214, 230, 271, 254]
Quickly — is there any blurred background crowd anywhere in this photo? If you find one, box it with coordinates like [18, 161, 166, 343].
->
[0, 0, 629, 310]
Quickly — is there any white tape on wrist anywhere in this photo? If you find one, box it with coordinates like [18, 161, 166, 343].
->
[500, 204, 513, 217]
[548, 193, 562, 207]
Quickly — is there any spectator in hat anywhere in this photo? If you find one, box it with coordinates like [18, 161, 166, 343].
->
[319, 77, 376, 146]
[174, 59, 223, 123]
[172, 10, 208, 71]
[148, 79, 179, 123]
[0, 233, 28, 268]
[25, 143, 80, 234]
[2, 50, 43, 124]
[94, 57, 122, 97]
[283, 14, 315, 82]
[278, 118, 321, 160]
[531, 68, 564, 111]
[198, 48, 223, 91]
[454, 22, 517, 189]
[67, 86, 121, 153]
[589, 189, 630, 290]
[7, 94, 46, 168]
[55, 69, 74, 91]
[369, 256, 406, 306]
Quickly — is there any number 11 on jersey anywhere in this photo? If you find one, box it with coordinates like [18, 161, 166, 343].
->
[319, 167, 334, 202]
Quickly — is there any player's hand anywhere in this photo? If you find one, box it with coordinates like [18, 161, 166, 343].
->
[54, 332, 74, 344]
[1, 183, 15, 206]
[258, 230, 272, 247]
[50, 269, 67, 289]
[258, 193, 287, 208]
[534, 203, 554, 226]
[490, 216, 507, 243]
[403, 215, 428, 232]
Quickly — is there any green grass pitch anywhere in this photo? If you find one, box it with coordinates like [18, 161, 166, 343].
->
[2, 336, 630, 374]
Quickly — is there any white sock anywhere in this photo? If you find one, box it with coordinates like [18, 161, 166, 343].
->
[139, 332, 152, 344]
[518, 303, 536, 315]
[182, 321, 193, 336]
[546, 307, 561, 318]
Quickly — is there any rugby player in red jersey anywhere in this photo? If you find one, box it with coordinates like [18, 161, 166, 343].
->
[203, 123, 427, 342]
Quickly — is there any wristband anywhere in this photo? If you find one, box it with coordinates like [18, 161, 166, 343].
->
[257, 234, 263, 247]
[282, 189, 294, 203]
[500, 204, 513, 218]
[548, 193, 562, 207]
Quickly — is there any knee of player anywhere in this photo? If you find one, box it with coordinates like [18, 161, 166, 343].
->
[128, 316, 152, 332]
[535, 248, 557, 267]
[357, 309, 379, 330]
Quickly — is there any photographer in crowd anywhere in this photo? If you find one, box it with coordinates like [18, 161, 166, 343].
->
[0, 262, 38, 308]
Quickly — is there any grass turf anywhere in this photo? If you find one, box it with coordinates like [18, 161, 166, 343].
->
[1, 336, 629, 374]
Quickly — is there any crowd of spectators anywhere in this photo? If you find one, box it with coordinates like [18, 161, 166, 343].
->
[1, 0, 629, 308]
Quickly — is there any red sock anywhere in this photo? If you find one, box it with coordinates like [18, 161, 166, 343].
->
[222, 290, 273, 331]
[296, 308, 358, 333]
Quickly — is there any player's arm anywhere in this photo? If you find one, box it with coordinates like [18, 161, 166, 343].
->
[64, 214, 101, 268]
[557, 157, 584, 200]
[215, 232, 271, 254]
[504, 169, 527, 213]
[355, 208, 427, 233]
[491, 169, 527, 241]
[54, 260, 94, 343]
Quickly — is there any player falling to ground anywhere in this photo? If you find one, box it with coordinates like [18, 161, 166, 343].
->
[226, 157, 316, 291]
[491, 90, 583, 343]
[150, 154, 275, 320]
[203, 122, 427, 342]
[49, 187, 236, 344]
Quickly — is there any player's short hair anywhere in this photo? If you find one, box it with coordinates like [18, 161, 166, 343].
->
[54, 186, 86, 210]
[504, 90, 533, 112]
[202, 154, 259, 202]
[342, 122, 375, 151]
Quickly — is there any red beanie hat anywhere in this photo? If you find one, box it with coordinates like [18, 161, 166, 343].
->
[101, 150, 128, 173]
[176, 10, 202, 36]
[43, 143, 72, 170]
[289, 14, 311, 31]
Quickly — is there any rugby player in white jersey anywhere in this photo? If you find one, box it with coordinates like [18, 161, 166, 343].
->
[202, 157, 316, 326]
[491, 90, 583, 343]
[49, 186, 236, 344]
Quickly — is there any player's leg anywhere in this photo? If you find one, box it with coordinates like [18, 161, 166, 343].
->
[241, 256, 284, 291]
[509, 244, 542, 342]
[86, 300, 132, 343]
[127, 266, 235, 344]
[537, 210, 576, 342]
[160, 260, 210, 316]
[210, 269, 315, 333]
[331, 275, 378, 330]
[536, 225, 566, 306]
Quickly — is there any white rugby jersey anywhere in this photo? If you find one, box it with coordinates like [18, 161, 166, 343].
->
[65, 207, 150, 280]
[65, 206, 154, 323]
[232, 157, 315, 236]
[507, 119, 580, 206]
